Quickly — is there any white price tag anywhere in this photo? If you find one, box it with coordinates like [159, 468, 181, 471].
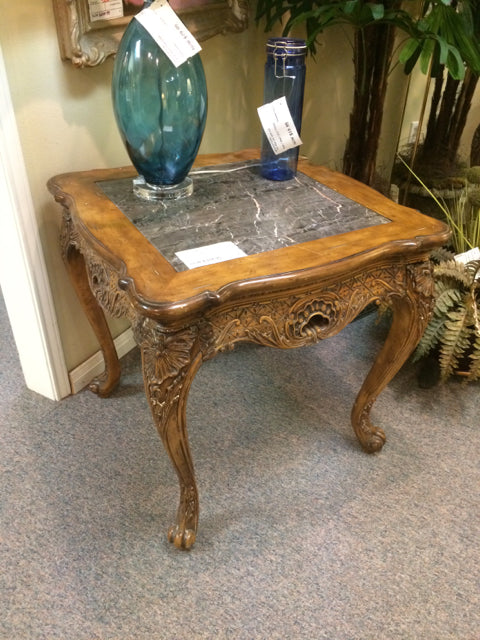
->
[455, 247, 480, 266]
[88, 0, 124, 21]
[257, 97, 302, 155]
[175, 242, 247, 269]
[135, 0, 201, 68]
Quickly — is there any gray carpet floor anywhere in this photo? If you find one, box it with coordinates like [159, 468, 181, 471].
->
[1, 291, 479, 639]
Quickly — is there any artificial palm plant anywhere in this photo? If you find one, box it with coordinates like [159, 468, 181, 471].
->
[405, 0, 480, 183]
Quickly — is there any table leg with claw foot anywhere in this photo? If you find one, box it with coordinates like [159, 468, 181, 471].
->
[64, 243, 121, 397]
[351, 263, 434, 453]
[136, 321, 205, 549]
[167, 484, 199, 550]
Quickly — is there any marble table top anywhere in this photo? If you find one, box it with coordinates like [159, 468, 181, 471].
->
[98, 160, 389, 272]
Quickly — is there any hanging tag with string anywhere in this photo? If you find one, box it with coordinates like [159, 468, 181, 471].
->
[258, 96, 302, 155]
[135, 0, 201, 67]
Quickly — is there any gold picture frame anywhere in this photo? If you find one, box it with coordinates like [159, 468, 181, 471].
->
[52, 0, 249, 67]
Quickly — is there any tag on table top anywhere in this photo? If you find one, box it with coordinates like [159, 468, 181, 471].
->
[135, 0, 201, 68]
[175, 242, 247, 269]
[257, 97, 302, 155]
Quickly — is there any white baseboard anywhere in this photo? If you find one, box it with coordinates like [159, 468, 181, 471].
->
[69, 327, 137, 394]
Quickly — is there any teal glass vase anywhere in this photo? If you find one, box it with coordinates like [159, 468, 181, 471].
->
[112, 15, 207, 200]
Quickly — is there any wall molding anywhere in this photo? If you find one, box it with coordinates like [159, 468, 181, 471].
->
[0, 44, 71, 400]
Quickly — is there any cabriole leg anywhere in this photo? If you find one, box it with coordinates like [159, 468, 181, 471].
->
[136, 321, 205, 549]
[351, 262, 434, 453]
[64, 243, 121, 397]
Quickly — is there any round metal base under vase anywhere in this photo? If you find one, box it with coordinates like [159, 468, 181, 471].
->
[133, 176, 194, 201]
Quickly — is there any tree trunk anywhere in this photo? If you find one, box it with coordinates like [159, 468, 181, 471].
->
[342, 21, 396, 186]
[447, 70, 479, 164]
[422, 74, 445, 155]
[419, 68, 478, 177]
[471, 122, 480, 166]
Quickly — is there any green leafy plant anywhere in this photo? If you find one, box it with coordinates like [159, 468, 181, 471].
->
[406, 0, 480, 181]
[414, 255, 480, 380]
[397, 155, 480, 252]
[398, 156, 480, 380]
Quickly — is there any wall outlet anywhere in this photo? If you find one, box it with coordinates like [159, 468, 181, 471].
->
[408, 121, 419, 144]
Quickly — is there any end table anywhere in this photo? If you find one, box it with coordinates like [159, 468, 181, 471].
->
[48, 150, 450, 549]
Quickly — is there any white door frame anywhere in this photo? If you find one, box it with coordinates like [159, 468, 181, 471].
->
[0, 44, 70, 401]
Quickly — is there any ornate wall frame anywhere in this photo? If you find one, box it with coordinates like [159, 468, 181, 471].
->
[52, 0, 249, 68]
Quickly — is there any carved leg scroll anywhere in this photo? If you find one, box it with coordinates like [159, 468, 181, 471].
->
[135, 319, 207, 549]
[64, 244, 121, 397]
[351, 262, 434, 453]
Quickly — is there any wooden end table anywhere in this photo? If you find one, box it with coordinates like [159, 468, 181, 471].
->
[48, 150, 449, 549]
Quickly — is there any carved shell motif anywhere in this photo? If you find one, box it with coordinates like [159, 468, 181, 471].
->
[132, 319, 202, 434]
[208, 263, 413, 352]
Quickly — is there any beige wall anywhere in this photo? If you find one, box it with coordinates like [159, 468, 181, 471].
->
[2, 1, 478, 376]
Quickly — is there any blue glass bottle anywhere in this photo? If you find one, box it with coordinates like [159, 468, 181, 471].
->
[260, 38, 307, 181]
[112, 8, 207, 200]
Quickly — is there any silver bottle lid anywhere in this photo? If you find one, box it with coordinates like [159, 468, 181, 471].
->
[266, 38, 307, 57]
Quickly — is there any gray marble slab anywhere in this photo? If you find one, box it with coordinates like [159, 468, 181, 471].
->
[98, 160, 389, 272]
